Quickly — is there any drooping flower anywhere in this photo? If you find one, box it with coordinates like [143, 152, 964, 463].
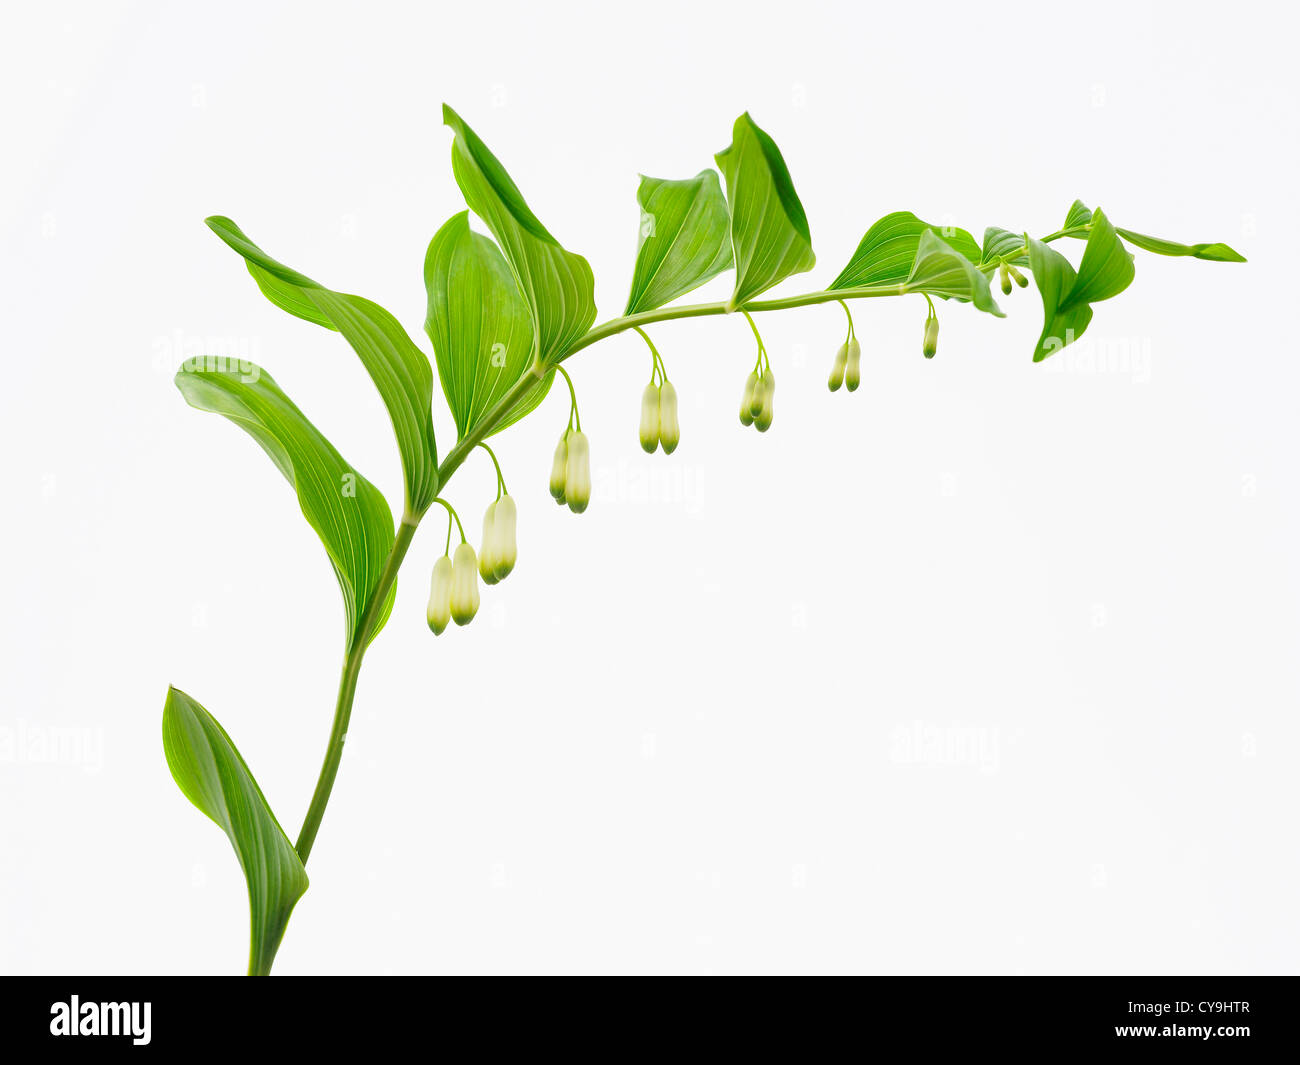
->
[549, 435, 569, 504]
[828, 342, 848, 392]
[923, 316, 939, 359]
[738, 370, 759, 426]
[845, 338, 862, 392]
[492, 494, 517, 581]
[658, 381, 680, 454]
[450, 542, 480, 626]
[426, 555, 453, 635]
[754, 370, 775, 432]
[564, 430, 591, 513]
[639, 382, 660, 453]
[478, 500, 500, 585]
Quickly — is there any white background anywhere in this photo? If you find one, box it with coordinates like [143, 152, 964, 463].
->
[2, 0, 1296, 975]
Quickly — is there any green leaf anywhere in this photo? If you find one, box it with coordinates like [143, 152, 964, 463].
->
[903, 230, 1004, 316]
[1057, 200, 1244, 261]
[1026, 239, 1092, 361]
[162, 686, 309, 976]
[1063, 199, 1093, 230]
[714, 113, 816, 308]
[1115, 227, 1246, 262]
[175, 361, 397, 648]
[205, 216, 439, 516]
[624, 171, 734, 314]
[1069, 207, 1137, 305]
[830, 211, 980, 290]
[1028, 207, 1135, 361]
[424, 211, 553, 440]
[979, 226, 1029, 268]
[442, 105, 596, 364]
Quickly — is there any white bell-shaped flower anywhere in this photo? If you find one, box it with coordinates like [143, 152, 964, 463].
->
[549, 435, 569, 504]
[426, 555, 453, 636]
[658, 381, 680, 454]
[564, 430, 591, 514]
[450, 542, 480, 626]
[492, 494, 517, 581]
[639, 383, 661, 454]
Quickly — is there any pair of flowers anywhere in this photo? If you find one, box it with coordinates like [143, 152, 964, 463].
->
[426, 495, 517, 634]
[738, 368, 775, 431]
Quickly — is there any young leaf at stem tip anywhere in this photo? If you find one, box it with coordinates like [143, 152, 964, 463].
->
[204, 216, 439, 516]
[162, 686, 309, 977]
[442, 105, 596, 364]
[424, 211, 554, 440]
[624, 171, 734, 315]
[174, 362, 397, 650]
[715, 113, 816, 309]
[1059, 200, 1246, 262]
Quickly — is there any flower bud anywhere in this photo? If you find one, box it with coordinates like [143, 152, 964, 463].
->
[999, 263, 1012, 295]
[748, 373, 765, 419]
[478, 501, 500, 585]
[923, 317, 939, 359]
[450, 542, 480, 626]
[827, 342, 848, 392]
[658, 381, 680, 454]
[1007, 263, 1028, 288]
[639, 382, 660, 453]
[739, 371, 759, 426]
[564, 430, 591, 513]
[754, 370, 775, 432]
[426, 554, 453, 635]
[492, 494, 517, 581]
[845, 338, 862, 392]
[549, 435, 568, 504]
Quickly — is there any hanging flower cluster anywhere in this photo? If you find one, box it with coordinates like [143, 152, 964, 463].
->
[426, 444, 516, 633]
[634, 327, 680, 454]
[827, 300, 862, 392]
[736, 311, 775, 432]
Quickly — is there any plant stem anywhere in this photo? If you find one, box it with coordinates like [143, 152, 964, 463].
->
[294, 517, 419, 865]
[294, 371, 545, 877]
[563, 283, 905, 358]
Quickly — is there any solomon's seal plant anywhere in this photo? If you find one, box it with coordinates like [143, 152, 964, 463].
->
[164, 105, 1244, 975]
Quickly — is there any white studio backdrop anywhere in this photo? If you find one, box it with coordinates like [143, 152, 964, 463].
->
[1, 0, 1296, 974]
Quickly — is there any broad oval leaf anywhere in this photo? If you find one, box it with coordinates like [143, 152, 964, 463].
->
[715, 113, 816, 308]
[1027, 207, 1135, 361]
[175, 361, 397, 648]
[205, 216, 439, 516]
[442, 105, 596, 364]
[162, 686, 309, 976]
[831, 211, 979, 290]
[1116, 227, 1246, 263]
[979, 226, 1029, 268]
[424, 211, 553, 439]
[624, 170, 733, 314]
[903, 230, 1004, 316]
